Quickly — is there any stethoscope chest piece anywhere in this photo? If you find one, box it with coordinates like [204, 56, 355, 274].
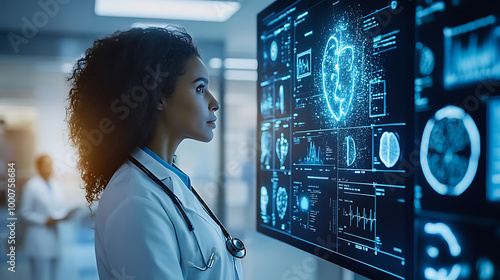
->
[226, 237, 246, 258]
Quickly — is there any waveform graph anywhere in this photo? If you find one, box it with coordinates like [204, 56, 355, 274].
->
[338, 182, 377, 242]
[297, 49, 312, 80]
[293, 131, 337, 167]
[303, 140, 323, 165]
[345, 205, 376, 232]
[443, 15, 500, 89]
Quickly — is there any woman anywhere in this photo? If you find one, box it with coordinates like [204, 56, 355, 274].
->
[66, 27, 244, 279]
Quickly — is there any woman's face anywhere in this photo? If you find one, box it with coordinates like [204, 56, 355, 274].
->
[161, 56, 220, 143]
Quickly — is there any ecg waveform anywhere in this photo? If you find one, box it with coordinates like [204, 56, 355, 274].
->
[344, 205, 376, 231]
[297, 49, 312, 79]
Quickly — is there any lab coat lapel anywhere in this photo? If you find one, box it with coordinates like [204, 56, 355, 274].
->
[129, 148, 198, 212]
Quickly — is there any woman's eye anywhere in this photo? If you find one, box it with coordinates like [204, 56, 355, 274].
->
[196, 85, 206, 94]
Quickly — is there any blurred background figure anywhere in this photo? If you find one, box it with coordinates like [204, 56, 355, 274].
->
[19, 155, 69, 280]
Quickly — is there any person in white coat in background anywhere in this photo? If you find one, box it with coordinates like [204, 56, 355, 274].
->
[66, 26, 244, 279]
[20, 155, 67, 280]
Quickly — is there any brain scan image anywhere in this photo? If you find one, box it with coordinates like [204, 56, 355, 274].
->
[261, 131, 272, 169]
[420, 105, 481, 196]
[379, 131, 401, 168]
[261, 186, 270, 223]
[276, 132, 289, 169]
[345, 135, 356, 166]
[322, 24, 356, 121]
[276, 186, 288, 220]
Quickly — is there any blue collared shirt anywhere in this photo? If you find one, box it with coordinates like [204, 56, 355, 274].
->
[142, 147, 192, 190]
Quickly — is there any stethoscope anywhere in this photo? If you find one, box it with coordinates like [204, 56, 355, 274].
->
[128, 156, 246, 271]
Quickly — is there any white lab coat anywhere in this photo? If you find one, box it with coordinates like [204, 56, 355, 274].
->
[19, 175, 67, 259]
[94, 148, 244, 280]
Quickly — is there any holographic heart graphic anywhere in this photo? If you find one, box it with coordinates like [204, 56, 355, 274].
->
[322, 27, 355, 121]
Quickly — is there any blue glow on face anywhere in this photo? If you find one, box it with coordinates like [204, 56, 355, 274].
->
[300, 196, 309, 211]
[322, 26, 356, 121]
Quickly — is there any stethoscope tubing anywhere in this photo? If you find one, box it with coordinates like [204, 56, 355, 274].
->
[127, 156, 246, 260]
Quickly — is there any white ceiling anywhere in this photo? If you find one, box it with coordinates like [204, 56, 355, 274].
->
[0, 0, 275, 58]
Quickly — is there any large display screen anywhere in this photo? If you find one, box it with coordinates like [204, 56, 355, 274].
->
[256, 0, 414, 279]
[414, 0, 500, 279]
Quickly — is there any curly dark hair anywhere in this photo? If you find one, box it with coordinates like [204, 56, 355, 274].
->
[66, 26, 200, 205]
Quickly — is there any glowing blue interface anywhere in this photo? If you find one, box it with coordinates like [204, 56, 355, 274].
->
[489, 98, 500, 202]
[415, 0, 500, 279]
[257, 0, 413, 279]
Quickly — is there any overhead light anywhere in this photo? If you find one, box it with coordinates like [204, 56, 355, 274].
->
[208, 57, 223, 69]
[95, 0, 241, 22]
[131, 22, 171, 29]
[208, 57, 257, 70]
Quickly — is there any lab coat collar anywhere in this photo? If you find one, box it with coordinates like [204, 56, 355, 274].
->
[129, 148, 200, 212]
[130, 147, 172, 182]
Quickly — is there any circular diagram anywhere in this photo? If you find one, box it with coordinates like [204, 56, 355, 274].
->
[420, 105, 480, 196]
[270, 40, 278, 62]
[379, 131, 401, 168]
[276, 186, 288, 220]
